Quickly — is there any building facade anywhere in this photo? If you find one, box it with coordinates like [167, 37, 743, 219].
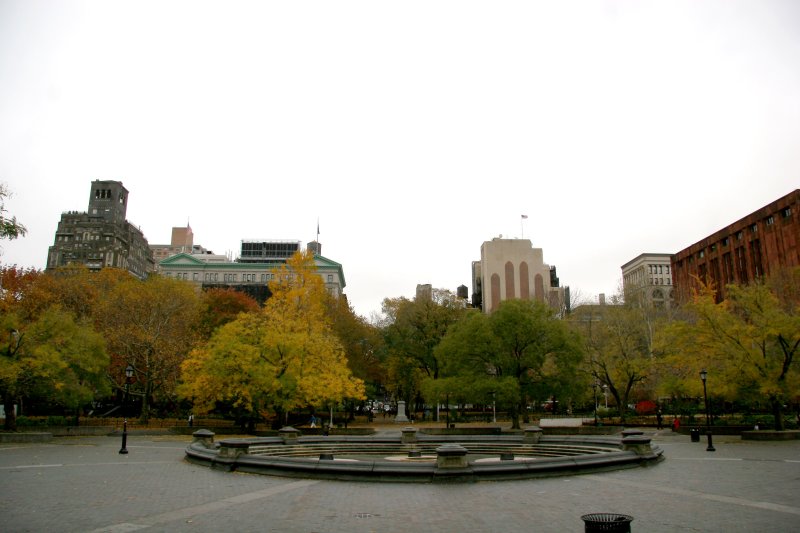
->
[46, 180, 154, 279]
[158, 241, 346, 304]
[672, 189, 800, 303]
[621, 253, 674, 308]
[472, 238, 567, 314]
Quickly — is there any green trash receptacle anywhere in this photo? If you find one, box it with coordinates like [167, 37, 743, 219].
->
[690, 428, 700, 442]
[581, 513, 633, 532]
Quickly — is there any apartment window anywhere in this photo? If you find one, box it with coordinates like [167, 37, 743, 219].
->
[766, 215, 774, 226]
[698, 250, 704, 259]
[722, 237, 729, 247]
[783, 207, 792, 218]
[327, 274, 333, 282]
[750, 223, 758, 234]
[737, 231, 743, 241]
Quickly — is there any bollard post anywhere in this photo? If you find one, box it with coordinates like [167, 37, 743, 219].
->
[118, 418, 129, 455]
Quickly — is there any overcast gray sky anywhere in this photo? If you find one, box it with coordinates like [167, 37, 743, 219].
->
[1, 1, 798, 319]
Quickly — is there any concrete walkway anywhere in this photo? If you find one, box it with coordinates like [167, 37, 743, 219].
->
[1, 429, 799, 532]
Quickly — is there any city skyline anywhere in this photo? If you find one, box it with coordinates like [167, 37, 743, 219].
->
[2, 1, 799, 318]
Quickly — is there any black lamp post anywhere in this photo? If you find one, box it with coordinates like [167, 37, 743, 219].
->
[699, 369, 715, 452]
[593, 381, 599, 425]
[119, 365, 133, 455]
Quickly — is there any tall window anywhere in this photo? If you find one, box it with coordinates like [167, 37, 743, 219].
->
[505, 262, 515, 300]
[534, 274, 544, 302]
[519, 262, 530, 300]
[490, 274, 501, 312]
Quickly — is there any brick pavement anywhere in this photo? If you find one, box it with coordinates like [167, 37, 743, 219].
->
[1, 430, 799, 532]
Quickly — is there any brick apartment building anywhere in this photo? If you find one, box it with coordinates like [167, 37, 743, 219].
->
[672, 189, 800, 303]
[47, 180, 154, 279]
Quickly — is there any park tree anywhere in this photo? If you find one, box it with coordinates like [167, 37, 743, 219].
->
[328, 295, 386, 404]
[179, 251, 365, 429]
[0, 266, 40, 318]
[659, 273, 800, 430]
[429, 309, 517, 422]
[1, 307, 108, 430]
[21, 265, 130, 322]
[196, 287, 260, 340]
[572, 295, 659, 422]
[381, 289, 466, 411]
[0, 183, 26, 245]
[95, 275, 200, 422]
[436, 299, 583, 429]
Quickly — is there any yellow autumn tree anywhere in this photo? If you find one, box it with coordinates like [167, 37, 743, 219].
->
[658, 272, 800, 430]
[179, 250, 365, 429]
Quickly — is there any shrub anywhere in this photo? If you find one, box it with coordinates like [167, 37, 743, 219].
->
[46, 416, 67, 426]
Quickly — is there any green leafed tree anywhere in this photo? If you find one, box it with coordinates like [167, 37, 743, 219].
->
[0, 183, 26, 244]
[1, 307, 108, 430]
[435, 299, 583, 429]
[381, 289, 466, 411]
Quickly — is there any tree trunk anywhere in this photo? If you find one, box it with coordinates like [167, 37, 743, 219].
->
[772, 398, 785, 431]
[3, 394, 16, 431]
[139, 382, 152, 424]
[511, 403, 521, 430]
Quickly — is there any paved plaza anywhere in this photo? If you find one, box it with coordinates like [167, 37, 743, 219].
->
[1, 429, 799, 532]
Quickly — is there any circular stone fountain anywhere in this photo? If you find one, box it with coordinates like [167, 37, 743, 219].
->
[185, 426, 663, 483]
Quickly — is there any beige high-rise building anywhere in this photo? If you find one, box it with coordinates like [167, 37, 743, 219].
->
[472, 238, 567, 314]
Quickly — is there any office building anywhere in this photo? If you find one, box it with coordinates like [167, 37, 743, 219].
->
[621, 253, 674, 308]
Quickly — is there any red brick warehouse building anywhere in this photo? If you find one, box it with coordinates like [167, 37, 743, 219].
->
[671, 189, 800, 303]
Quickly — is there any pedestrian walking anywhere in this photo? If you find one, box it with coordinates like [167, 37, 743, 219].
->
[188, 414, 194, 427]
[656, 409, 663, 429]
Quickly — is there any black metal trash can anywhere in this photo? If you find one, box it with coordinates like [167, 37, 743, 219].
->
[690, 428, 700, 442]
[581, 513, 633, 532]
